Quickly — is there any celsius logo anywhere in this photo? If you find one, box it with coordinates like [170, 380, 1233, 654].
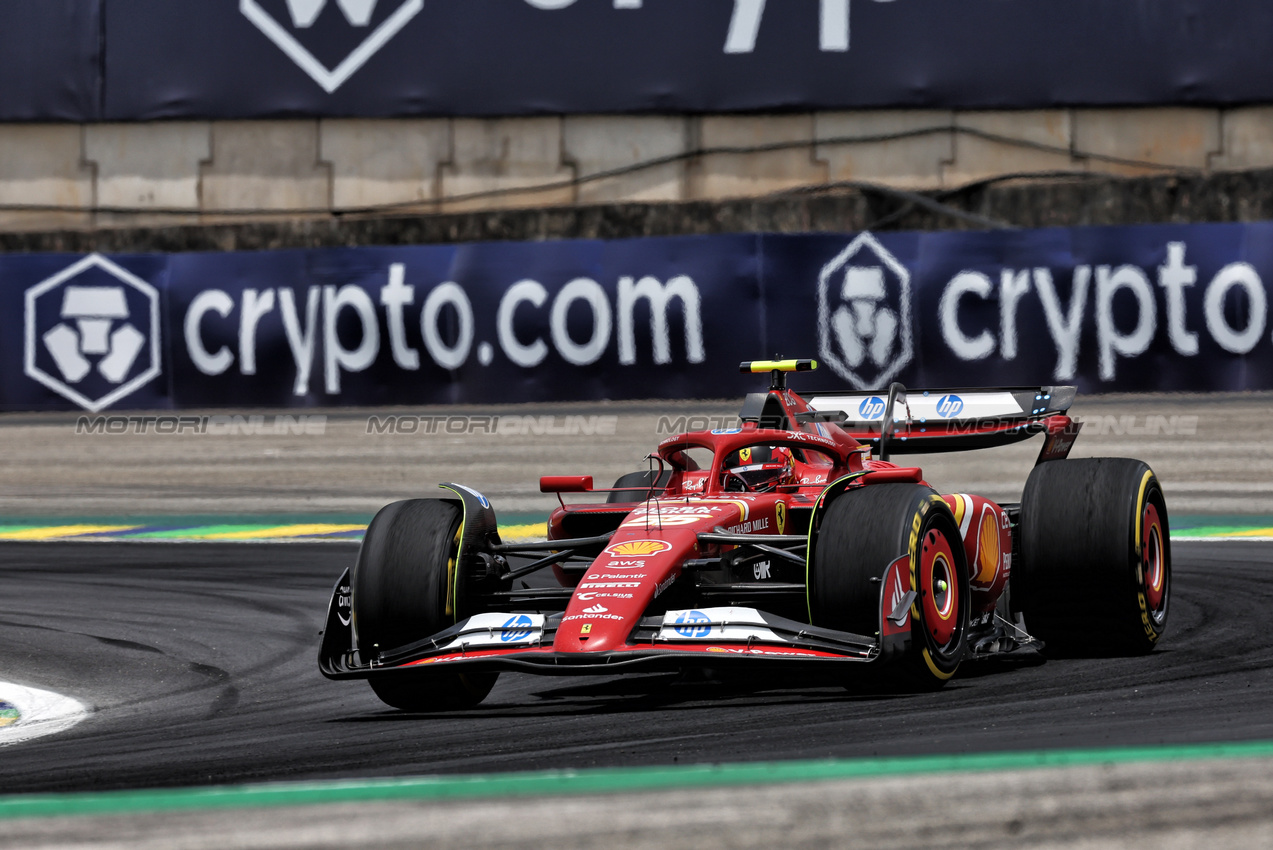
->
[817, 232, 913, 391]
[241, 0, 424, 93]
[936, 394, 964, 418]
[858, 396, 885, 419]
[500, 614, 534, 642]
[25, 254, 161, 412]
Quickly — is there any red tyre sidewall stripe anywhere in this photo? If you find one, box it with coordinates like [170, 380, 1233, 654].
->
[1142, 501, 1166, 614]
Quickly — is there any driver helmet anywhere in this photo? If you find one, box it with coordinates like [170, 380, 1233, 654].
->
[722, 445, 795, 492]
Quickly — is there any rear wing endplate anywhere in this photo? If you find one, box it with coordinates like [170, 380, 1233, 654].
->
[804, 384, 1077, 458]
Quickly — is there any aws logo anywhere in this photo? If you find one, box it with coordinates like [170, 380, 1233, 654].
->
[604, 540, 671, 557]
[241, 0, 424, 93]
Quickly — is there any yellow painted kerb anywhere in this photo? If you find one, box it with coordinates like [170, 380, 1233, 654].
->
[193, 524, 364, 540]
[0, 525, 141, 541]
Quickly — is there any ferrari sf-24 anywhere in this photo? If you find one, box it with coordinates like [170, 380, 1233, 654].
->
[320, 360, 1170, 710]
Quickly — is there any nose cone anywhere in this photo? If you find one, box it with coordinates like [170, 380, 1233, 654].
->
[552, 531, 686, 654]
[551, 500, 746, 653]
[553, 617, 628, 653]
[553, 575, 651, 654]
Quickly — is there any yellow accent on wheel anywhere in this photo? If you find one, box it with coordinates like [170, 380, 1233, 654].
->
[922, 648, 956, 680]
[444, 526, 460, 620]
[1134, 469, 1154, 556]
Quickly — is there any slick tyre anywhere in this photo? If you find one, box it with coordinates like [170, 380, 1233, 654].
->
[811, 483, 970, 689]
[352, 499, 497, 711]
[1018, 458, 1170, 656]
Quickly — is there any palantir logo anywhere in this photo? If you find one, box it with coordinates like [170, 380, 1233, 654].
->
[24, 254, 161, 413]
[817, 232, 913, 390]
[241, 0, 424, 93]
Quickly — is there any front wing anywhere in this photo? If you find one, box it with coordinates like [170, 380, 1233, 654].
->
[318, 568, 891, 679]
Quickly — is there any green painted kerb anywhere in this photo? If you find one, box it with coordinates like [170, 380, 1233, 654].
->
[4, 739, 1273, 820]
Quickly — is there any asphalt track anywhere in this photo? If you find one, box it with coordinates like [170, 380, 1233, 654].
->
[2, 539, 1273, 796]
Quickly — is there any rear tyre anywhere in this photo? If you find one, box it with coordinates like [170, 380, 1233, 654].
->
[352, 499, 498, 711]
[1017, 458, 1170, 655]
[811, 483, 970, 689]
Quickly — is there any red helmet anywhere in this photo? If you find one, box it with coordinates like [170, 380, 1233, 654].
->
[721, 445, 795, 492]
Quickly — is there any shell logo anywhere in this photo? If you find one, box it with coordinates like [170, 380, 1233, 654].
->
[976, 511, 1001, 584]
[605, 540, 672, 557]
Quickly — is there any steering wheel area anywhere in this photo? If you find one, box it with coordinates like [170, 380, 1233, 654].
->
[721, 469, 754, 493]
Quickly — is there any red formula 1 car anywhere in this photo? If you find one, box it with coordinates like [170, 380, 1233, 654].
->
[320, 360, 1171, 711]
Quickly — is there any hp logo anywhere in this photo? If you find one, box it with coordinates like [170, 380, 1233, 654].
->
[673, 611, 712, 638]
[501, 614, 534, 642]
[858, 396, 886, 419]
[936, 394, 964, 418]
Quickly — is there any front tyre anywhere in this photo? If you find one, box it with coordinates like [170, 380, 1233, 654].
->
[811, 483, 970, 688]
[1018, 458, 1171, 655]
[352, 499, 498, 711]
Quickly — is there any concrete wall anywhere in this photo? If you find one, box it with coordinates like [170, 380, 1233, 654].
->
[1, 107, 1271, 232]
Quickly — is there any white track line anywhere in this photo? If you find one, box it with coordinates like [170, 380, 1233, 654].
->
[0, 683, 89, 746]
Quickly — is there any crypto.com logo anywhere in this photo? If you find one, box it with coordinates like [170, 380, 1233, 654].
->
[25, 254, 161, 412]
[817, 232, 913, 390]
[240, 0, 424, 93]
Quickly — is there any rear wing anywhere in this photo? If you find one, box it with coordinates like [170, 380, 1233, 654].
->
[803, 384, 1078, 458]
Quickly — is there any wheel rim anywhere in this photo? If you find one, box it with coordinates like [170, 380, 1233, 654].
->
[919, 528, 960, 649]
[1142, 501, 1167, 619]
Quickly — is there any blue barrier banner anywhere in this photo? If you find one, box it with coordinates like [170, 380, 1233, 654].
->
[166, 237, 758, 407]
[3, 222, 1273, 412]
[0, 1, 100, 121]
[6, 0, 1273, 121]
[93, 0, 1273, 120]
